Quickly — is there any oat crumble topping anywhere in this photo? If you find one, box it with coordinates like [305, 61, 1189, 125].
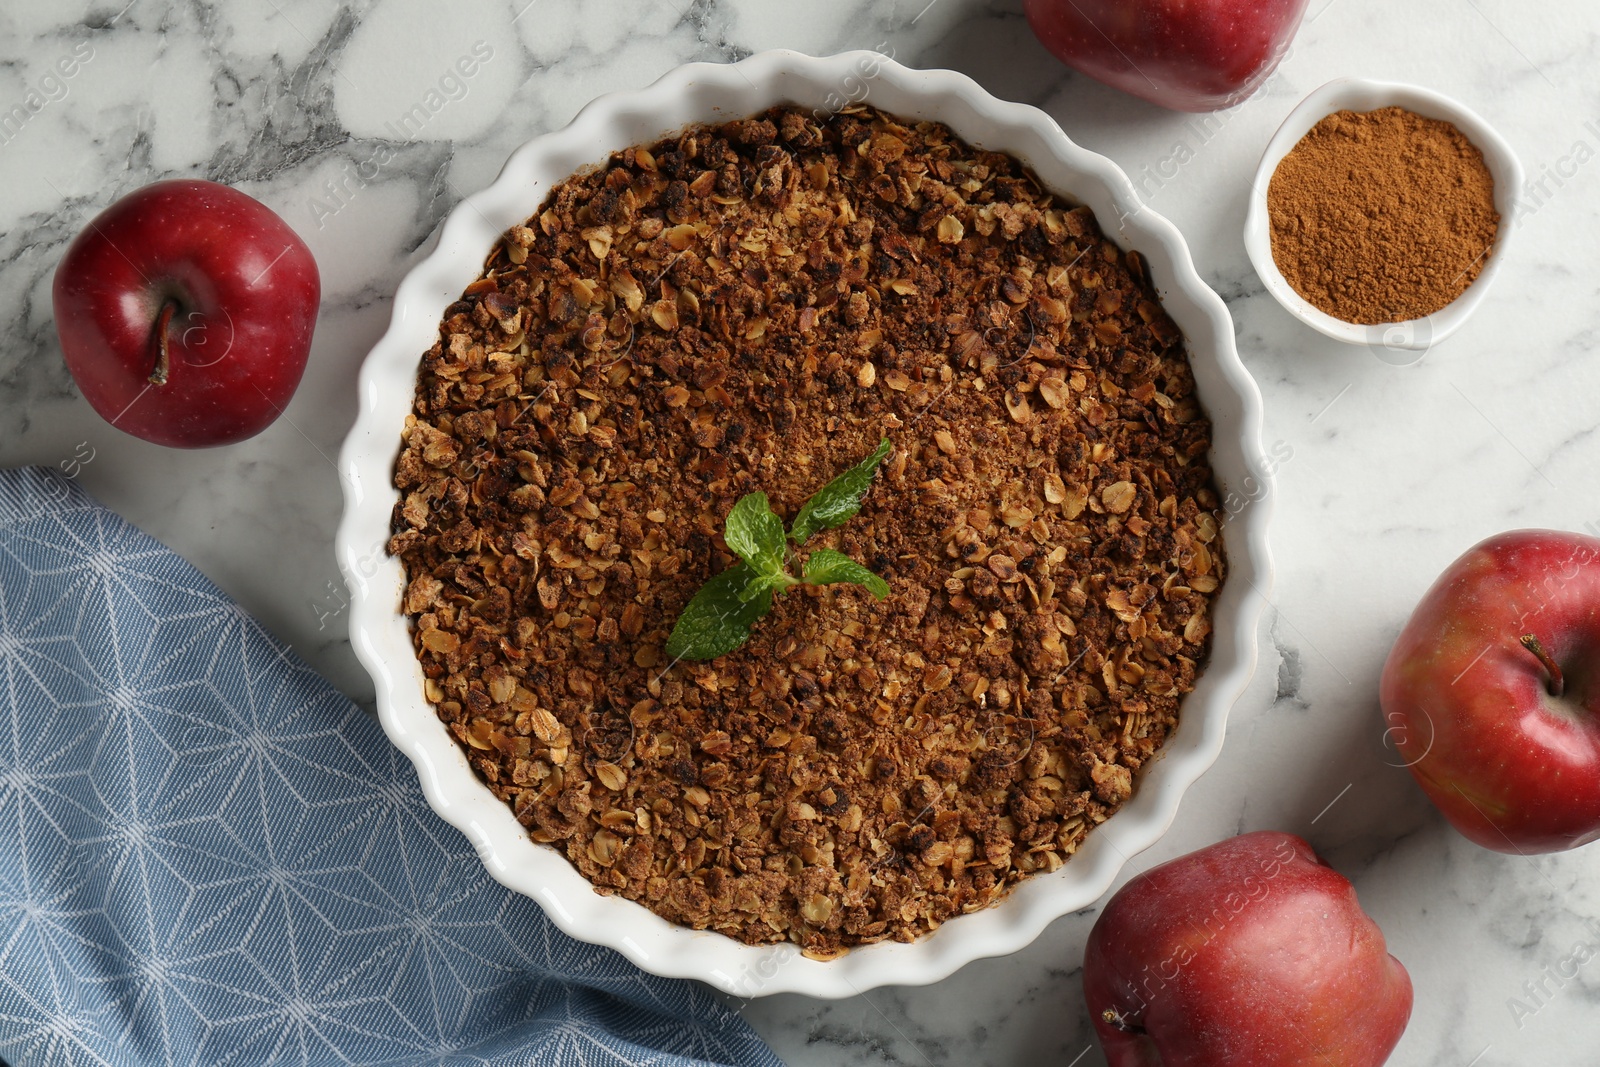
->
[388, 105, 1225, 955]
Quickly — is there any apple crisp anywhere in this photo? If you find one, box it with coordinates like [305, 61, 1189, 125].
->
[388, 105, 1224, 954]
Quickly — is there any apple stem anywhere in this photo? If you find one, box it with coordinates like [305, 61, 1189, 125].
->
[1520, 634, 1565, 698]
[148, 300, 175, 385]
[1101, 1008, 1146, 1034]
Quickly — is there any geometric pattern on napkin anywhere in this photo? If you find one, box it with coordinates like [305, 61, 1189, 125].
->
[0, 467, 780, 1067]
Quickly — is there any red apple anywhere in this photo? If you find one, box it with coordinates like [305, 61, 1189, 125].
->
[1381, 530, 1600, 853]
[53, 178, 320, 448]
[1024, 0, 1309, 112]
[1084, 831, 1412, 1066]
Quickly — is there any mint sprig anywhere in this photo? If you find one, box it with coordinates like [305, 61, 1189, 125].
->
[664, 439, 892, 662]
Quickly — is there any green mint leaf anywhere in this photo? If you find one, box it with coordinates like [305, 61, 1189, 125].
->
[802, 548, 890, 600]
[665, 562, 774, 661]
[723, 491, 788, 575]
[789, 438, 893, 545]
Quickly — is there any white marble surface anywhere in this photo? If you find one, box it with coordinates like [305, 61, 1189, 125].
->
[3, 0, 1599, 1063]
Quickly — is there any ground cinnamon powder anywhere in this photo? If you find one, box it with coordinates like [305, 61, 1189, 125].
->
[1267, 106, 1499, 324]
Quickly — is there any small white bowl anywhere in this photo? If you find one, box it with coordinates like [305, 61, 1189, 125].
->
[1244, 78, 1522, 359]
[337, 49, 1274, 999]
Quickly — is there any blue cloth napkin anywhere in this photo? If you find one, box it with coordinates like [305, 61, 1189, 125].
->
[0, 467, 782, 1067]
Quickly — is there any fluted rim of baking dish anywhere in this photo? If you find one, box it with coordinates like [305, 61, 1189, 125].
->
[336, 48, 1274, 999]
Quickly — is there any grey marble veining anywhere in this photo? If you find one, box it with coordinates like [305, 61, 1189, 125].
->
[3, 0, 1600, 1063]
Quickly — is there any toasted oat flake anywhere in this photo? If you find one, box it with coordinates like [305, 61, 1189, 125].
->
[390, 104, 1224, 956]
[1102, 481, 1137, 514]
[1039, 377, 1068, 410]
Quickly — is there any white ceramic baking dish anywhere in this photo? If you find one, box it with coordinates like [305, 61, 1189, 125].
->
[336, 49, 1273, 999]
